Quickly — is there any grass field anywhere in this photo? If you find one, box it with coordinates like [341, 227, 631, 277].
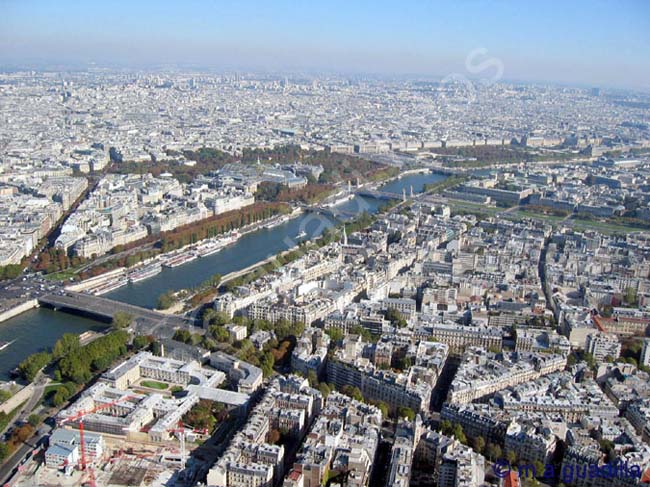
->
[569, 218, 649, 235]
[140, 380, 168, 390]
[447, 200, 502, 216]
[43, 269, 78, 281]
[447, 200, 650, 235]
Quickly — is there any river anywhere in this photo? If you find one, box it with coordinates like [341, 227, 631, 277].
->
[0, 172, 446, 379]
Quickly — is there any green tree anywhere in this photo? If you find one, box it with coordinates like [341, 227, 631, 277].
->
[583, 352, 597, 370]
[52, 389, 70, 407]
[209, 325, 231, 343]
[274, 319, 305, 341]
[318, 383, 331, 399]
[394, 356, 413, 371]
[261, 352, 275, 378]
[325, 328, 344, 343]
[0, 264, 22, 281]
[200, 336, 218, 351]
[375, 401, 389, 419]
[351, 387, 364, 402]
[506, 450, 517, 465]
[397, 406, 415, 421]
[27, 414, 41, 427]
[157, 291, 178, 310]
[57, 330, 129, 384]
[173, 329, 192, 344]
[440, 419, 453, 435]
[183, 399, 220, 432]
[307, 370, 319, 387]
[385, 308, 407, 328]
[349, 324, 372, 342]
[112, 311, 133, 329]
[452, 423, 467, 444]
[485, 443, 502, 461]
[53, 333, 80, 360]
[204, 309, 230, 326]
[210, 311, 230, 326]
[18, 351, 52, 382]
[472, 436, 486, 454]
[132, 335, 152, 350]
[341, 385, 364, 402]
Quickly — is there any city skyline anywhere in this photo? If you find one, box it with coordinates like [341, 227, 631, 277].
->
[2, 3, 650, 486]
[1, 0, 649, 90]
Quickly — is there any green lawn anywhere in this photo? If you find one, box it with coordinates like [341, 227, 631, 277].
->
[43, 269, 79, 282]
[449, 203, 650, 235]
[140, 380, 168, 390]
[569, 218, 649, 235]
[447, 199, 502, 216]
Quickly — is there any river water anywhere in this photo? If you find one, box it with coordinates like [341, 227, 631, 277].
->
[0, 172, 446, 379]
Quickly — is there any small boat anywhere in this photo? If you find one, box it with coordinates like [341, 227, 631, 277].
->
[296, 230, 307, 239]
[0, 340, 15, 352]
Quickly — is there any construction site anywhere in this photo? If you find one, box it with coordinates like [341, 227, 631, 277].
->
[17, 437, 183, 487]
[7, 351, 253, 487]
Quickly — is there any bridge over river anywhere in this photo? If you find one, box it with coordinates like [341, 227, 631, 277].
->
[38, 291, 194, 333]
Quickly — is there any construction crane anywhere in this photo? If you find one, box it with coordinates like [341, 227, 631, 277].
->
[58, 395, 133, 487]
[166, 421, 208, 469]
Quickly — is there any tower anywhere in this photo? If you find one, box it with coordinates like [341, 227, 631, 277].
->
[342, 226, 348, 246]
[402, 188, 406, 202]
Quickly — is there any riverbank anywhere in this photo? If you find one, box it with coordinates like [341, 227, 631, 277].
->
[0, 299, 39, 324]
[60, 209, 304, 298]
[0, 308, 108, 381]
[0, 170, 448, 377]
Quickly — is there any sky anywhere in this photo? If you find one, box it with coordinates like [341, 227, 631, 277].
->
[1, 0, 649, 89]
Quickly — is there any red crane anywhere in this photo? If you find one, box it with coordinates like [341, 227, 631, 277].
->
[58, 395, 133, 487]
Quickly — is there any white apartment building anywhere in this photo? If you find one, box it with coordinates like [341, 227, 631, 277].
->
[585, 332, 622, 361]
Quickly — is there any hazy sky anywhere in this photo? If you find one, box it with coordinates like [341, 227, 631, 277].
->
[1, 0, 649, 89]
